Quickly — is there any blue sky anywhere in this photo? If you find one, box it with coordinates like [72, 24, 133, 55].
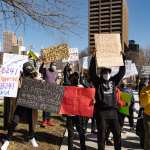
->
[0, 0, 150, 52]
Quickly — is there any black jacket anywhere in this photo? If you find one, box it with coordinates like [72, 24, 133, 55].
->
[89, 56, 125, 111]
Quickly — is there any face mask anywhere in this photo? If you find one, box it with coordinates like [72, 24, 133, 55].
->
[51, 65, 56, 71]
[103, 73, 110, 81]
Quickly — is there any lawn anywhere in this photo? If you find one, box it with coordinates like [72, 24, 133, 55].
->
[0, 101, 66, 150]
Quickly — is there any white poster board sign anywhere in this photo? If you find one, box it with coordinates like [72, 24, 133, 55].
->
[63, 48, 79, 62]
[124, 60, 138, 78]
[111, 61, 138, 78]
[95, 33, 123, 67]
[0, 53, 28, 97]
[82, 56, 91, 70]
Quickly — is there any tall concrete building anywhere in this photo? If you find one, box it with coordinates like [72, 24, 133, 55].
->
[89, 0, 128, 50]
[3, 31, 17, 52]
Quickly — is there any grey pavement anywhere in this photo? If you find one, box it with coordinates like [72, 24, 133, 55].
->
[60, 91, 143, 150]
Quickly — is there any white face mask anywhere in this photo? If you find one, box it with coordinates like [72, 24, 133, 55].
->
[103, 73, 111, 81]
[51, 65, 57, 71]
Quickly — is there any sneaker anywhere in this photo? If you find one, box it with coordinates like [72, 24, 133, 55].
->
[47, 120, 55, 126]
[41, 120, 48, 127]
[30, 137, 38, 147]
[106, 139, 114, 146]
[1, 140, 10, 150]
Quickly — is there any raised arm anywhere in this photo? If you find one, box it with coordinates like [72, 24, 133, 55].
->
[111, 53, 126, 86]
[89, 56, 99, 87]
[39, 62, 46, 78]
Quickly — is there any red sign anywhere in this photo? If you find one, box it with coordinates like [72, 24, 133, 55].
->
[59, 86, 95, 117]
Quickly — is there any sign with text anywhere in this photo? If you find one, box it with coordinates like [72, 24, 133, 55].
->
[124, 60, 138, 78]
[17, 78, 64, 113]
[42, 43, 69, 63]
[59, 86, 95, 117]
[63, 48, 79, 62]
[95, 33, 123, 67]
[0, 53, 28, 97]
[0, 66, 20, 97]
[81, 56, 91, 69]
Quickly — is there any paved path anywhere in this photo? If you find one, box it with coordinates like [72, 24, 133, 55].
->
[60, 92, 143, 150]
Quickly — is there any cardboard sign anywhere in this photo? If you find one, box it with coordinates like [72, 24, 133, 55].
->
[0, 53, 28, 97]
[63, 48, 79, 62]
[59, 86, 95, 117]
[17, 78, 64, 113]
[119, 92, 132, 116]
[42, 43, 69, 63]
[95, 33, 123, 67]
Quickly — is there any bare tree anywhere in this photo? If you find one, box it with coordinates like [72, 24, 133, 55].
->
[126, 50, 145, 67]
[0, 0, 80, 33]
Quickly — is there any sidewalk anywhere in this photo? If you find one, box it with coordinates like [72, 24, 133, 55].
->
[60, 92, 143, 150]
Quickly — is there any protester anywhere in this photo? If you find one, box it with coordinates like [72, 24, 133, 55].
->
[89, 48, 125, 150]
[80, 69, 96, 133]
[39, 62, 58, 127]
[63, 63, 72, 85]
[136, 76, 149, 148]
[118, 82, 135, 131]
[66, 72, 87, 150]
[139, 80, 150, 150]
[1, 62, 39, 150]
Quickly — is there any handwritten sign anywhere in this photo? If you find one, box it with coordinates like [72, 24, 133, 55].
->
[59, 86, 95, 117]
[0, 66, 20, 97]
[63, 48, 79, 62]
[95, 33, 123, 67]
[81, 56, 91, 69]
[17, 78, 64, 113]
[42, 43, 69, 63]
[0, 53, 28, 97]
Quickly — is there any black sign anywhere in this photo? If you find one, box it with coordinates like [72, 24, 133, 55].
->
[17, 78, 64, 113]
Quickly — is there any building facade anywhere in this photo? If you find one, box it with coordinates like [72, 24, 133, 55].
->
[89, 0, 128, 50]
[3, 32, 25, 54]
[3, 32, 17, 52]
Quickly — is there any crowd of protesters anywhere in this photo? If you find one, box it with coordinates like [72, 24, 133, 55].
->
[1, 48, 150, 150]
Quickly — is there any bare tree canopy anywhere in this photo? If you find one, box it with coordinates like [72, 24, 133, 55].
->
[0, 0, 79, 32]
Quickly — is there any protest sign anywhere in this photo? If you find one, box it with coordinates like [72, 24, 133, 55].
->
[124, 60, 138, 78]
[17, 78, 64, 113]
[81, 56, 91, 70]
[63, 48, 79, 62]
[42, 43, 69, 63]
[119, 92, 132, 116]
[59, 86, 95, 117]
[0, 53, 28, 97]
[94, 33, 123, 67]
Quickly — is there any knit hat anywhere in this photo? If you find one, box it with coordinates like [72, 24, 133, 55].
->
[23, 62, 36, 75]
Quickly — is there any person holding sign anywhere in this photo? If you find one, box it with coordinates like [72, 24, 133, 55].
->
[89, 48, 125, 150]
[39, 62, 58, 127]
[66, 72, 87, 150]
[1, 62, 38, 150]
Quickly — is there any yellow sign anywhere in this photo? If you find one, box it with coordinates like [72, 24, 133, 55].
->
[42, 44, 69, 63]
